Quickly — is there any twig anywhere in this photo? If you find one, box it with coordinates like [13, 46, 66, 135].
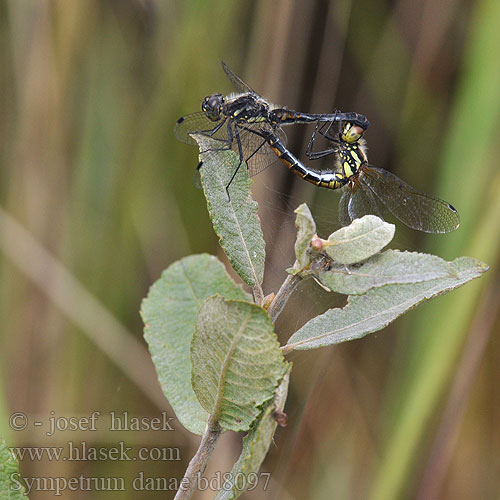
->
[174, 418, 222, 500]
[252, 283, 265, 306]
[267, 270, 303, 323]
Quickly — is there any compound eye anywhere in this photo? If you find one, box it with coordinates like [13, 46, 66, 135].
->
[201, 96, 209, 112]
[202, 94, 223, 121]
[342, 124, 363, 143]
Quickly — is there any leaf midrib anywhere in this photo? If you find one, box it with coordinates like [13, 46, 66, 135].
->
[285, 271, 477, 351]
[211, 308, 251, 421]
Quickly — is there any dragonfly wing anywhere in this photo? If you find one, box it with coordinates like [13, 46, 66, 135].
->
[338, 179, 384, 227]
[192, 161, 204, 189]
[193, 121, 288, 177]
[236, 123, 288, 176]
[348, 182, 383, 221]
[221, 61, 257, 94]
[361, 166, 460, 233]
[174, 112, 228, 146]
[338, 188, 352, 227]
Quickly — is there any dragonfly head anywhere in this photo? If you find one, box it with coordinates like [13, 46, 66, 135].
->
[341, 123, 364, 143]
[202, 93, 224, 121]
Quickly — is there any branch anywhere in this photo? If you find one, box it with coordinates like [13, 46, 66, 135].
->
[174, 419, 222, 500]
[267, 270, 303, 323]
[252, 283, 265, 306]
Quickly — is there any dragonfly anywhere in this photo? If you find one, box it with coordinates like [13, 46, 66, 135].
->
[258, 120, 460, 233]
[174, 61, 370, 193]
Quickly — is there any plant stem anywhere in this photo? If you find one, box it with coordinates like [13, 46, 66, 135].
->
[267, 271, 303, 323]
[252, 284, 265, 306]
[173, 419, 222, 500]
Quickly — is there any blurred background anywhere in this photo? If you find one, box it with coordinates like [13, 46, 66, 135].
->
[1, 0, 500, 499]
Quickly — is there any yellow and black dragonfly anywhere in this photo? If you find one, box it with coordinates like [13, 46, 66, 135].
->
[259, 121, 459, 233]
[174, 62, 369, 193]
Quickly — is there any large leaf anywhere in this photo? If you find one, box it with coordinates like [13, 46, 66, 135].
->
[318, 250, 457, 295]
[141, 254, 250, 435]
[192, 296, 287, 432]
[194, 136, 266, 287]
[214, 365, 291, 500]
[324, 215, 395, 265]
[0, 438, 26, 499]
[284, 257, 487, 352]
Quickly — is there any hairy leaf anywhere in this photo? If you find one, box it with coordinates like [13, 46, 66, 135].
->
[192, 296, 287, 432]
[324, 215, 395, 265]
[194, 135, 266, 287]
[318, 250, 457, 295]
[0, 438, 26, 499]
[285, 257, 487, 351]
[214, 366, 291, 500]
[141, 254, 250, 435]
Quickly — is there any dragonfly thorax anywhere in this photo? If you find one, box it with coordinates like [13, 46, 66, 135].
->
[224, 94, 270, 124]
[202, 93, 224, 121]
[340, 142, 366, 179]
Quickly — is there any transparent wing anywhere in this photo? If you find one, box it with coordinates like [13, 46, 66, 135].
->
[174, 112, 228, 145]
[361, 166, 460, 233]
[338, 181, 382, 227]
[348, 181, 383, 220]
[338, 188, 352, 227]
[193, 166, 203, 190]
[236, 122, 288, 176]
[175, 112, 288, 173]
[221, 61, 256, 94]
[201, 123, 288, 177]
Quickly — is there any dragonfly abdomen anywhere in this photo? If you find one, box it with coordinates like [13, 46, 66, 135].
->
[264, 132, 346, 190]
[269, 109, 370, 130]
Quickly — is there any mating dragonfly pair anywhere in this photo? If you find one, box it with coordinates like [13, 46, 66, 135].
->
[175, 62, 459, 234]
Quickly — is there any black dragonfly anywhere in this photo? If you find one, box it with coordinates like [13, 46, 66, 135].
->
[174, 61, 370, 192]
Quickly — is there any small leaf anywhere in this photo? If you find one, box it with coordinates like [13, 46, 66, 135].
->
[141, 254, 250, 435]
[194, 135, 266, 287]
[0, 438, 27, 499]
[214, 365, 291, 500]
[324, 215, 395, 265]
[293, 203, 316, 271]
[192, 296, 287, 432]
[318, 250, 457, 295]
[285, 257, 488, 352]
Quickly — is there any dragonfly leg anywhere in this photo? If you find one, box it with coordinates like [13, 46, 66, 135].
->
[306, 121, 340, 160]
[206, 118, 226, 137]
[224, 125, 246, 199]
[198, 119, 233, 154]
[239, 125, 268, 164]
[307, 147, 341, 160]
[224, 123, 271, 198]
[320, 119, 342, 142]
[196, 118, 227, 142]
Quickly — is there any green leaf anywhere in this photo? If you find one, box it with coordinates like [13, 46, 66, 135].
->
[318, 250, 457, 295]
[141, 254, 250, 435]
[214, 365, 291, 500]
[292, 203, 316, 271]
[192, 296, 287, 432]
[324, 215, 395, 265]
[194, 135, 266, 287]
[0, 438, 27, 499]
[285, 257, 487, 352]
